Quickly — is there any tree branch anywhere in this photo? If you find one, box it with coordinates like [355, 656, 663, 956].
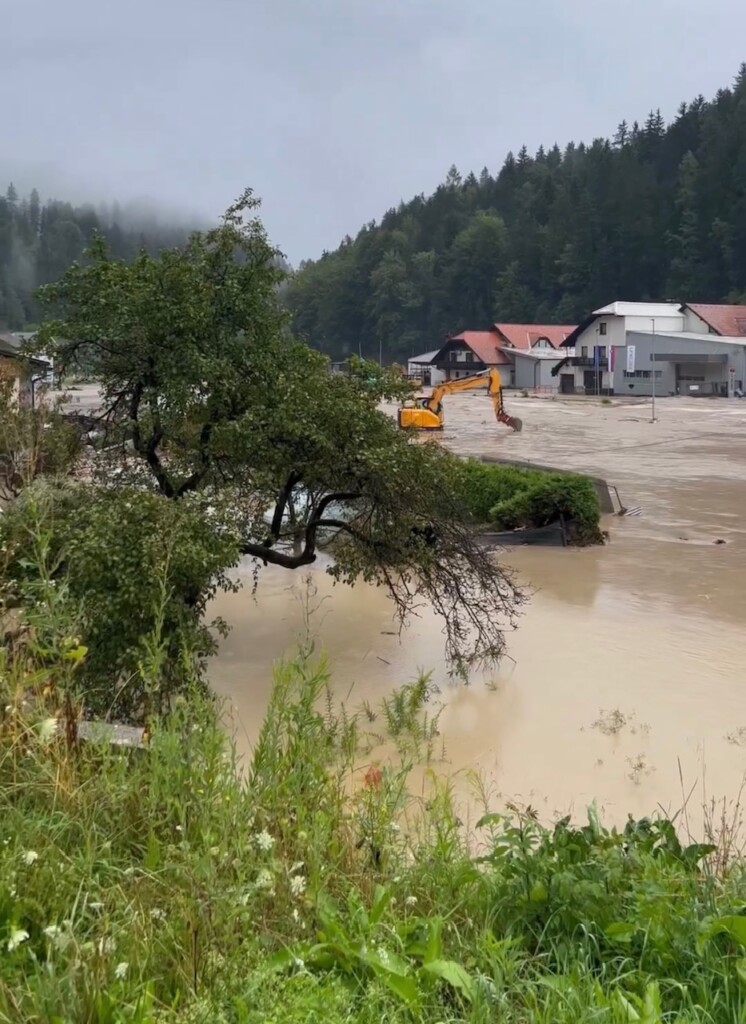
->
[240, 539, 317, 569]
[129, 380, 174, 498]
[263, 471, 301, 546]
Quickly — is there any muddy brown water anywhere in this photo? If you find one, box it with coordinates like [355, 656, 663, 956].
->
[209, 395, 746, 829]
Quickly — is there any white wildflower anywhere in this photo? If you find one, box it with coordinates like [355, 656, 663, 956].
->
[114, 962, 129, 980]
[89, 902, 104, 912]
[255, 868, 275, 894]
[175, 825, 183, 833]
[289, 875, 306, 898]
[389, 822, 401, 833]
[149, 908, 166, 921]
[7, 928, 29, 952]
[23, 850, 39, 866]
[254, 829, 275, 853]
[96, 937, 115, 955]
[292, 907, 300, 923]
[405, 895, 418, 907]
[376, 946, 390, 966]
[293, 956, 304, 969]
[43, 923, 72, 951]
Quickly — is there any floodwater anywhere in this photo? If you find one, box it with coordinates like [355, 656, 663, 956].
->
[209, 395, 746, 830]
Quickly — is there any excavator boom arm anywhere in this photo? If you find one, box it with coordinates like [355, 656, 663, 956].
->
[424, 368, 521, 431]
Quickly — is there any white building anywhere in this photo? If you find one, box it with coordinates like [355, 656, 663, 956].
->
[554, 302, 746, 397]
[407, 350, 446, 386]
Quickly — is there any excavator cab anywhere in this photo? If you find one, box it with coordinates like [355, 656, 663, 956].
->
[398, 396, 444, 430]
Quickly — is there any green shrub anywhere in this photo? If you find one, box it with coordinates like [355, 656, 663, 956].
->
[490, 472, 603, 544]
[0, 483, 240, 720]
[453, 459, 603, 544]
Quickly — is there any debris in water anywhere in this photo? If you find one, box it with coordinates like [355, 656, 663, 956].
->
[714, 538, 726, 545]
[592, 709, 627, 736]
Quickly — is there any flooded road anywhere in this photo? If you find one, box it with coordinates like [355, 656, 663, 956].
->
[209, 395, 746, 829]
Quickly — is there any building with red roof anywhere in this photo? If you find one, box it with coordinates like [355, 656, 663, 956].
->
[684, 304, 746, 337]
[428, 323, 575, 386]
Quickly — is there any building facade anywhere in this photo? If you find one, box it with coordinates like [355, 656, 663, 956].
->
[554, 302, 746, 396]
[428, 323, 575, 386]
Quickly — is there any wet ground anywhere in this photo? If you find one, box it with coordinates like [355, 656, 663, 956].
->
[209, 393, 746, 829]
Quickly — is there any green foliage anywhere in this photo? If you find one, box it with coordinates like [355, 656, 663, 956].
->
[286, 68, 746, 361]
[453, 459, 603, 544]
[489, 473, 602, 544]
[0, 484, 239, 720]
[452, 460, 535, 522]
[31, 197, 524, 670]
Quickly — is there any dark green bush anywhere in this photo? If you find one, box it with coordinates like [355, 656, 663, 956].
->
[0, 483, 240, 720]
[454, 459, 603, 545]
[490, 472, 602, 544]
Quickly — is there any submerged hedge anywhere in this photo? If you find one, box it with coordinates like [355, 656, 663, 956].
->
[455, 459, 604, 545]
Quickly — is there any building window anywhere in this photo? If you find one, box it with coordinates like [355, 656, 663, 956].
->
[679, 374, 706, 382]
[597, 345, 607, 358]
[623, 370, 663, 379]
[599, 322, 607, 336]
[581, 345, 588, 357]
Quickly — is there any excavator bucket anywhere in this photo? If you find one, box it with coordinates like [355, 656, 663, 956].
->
[497, 412, 523, 432]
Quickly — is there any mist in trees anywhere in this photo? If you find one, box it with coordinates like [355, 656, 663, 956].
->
[285, 67, 746, 363]
[0, 187, 196, 330]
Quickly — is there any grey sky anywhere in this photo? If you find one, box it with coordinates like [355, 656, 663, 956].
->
[6, 0, 746, 263]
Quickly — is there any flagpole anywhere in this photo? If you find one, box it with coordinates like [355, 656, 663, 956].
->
[650, 318, 657, 423]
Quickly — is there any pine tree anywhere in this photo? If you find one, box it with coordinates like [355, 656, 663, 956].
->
[613, 121, 629, 148]
[28, 189, 40, 236]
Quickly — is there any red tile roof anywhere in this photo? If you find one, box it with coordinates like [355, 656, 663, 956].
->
[494, 323, 576, 350]
[686, 304, 746, 337]
[446, 330, 512, 364]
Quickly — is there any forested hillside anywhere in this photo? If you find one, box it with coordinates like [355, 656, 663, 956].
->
[0, 185, 194, 329]
[286, 67, 746, 363]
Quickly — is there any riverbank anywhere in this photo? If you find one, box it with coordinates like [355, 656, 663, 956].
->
[3, 655, 746, 1023]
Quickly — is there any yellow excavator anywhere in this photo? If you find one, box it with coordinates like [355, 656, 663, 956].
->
[397, 368, 523, 432]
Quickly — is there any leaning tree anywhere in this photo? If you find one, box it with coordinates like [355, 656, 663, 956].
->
[35, 191, 524, 679]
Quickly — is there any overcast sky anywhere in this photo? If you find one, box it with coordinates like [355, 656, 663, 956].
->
[6, 0, 746, 263]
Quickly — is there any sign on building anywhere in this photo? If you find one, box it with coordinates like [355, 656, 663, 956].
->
[626, 345, 636, 373]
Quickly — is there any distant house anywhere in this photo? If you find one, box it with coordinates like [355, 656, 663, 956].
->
[554, 301, 746, 396]
[429, 329, 512, 382]
[0, 333, 50, 405]
[406, 350, 446, 386]
[493, 323, 576, 353]
[429, 323, 575, 386]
